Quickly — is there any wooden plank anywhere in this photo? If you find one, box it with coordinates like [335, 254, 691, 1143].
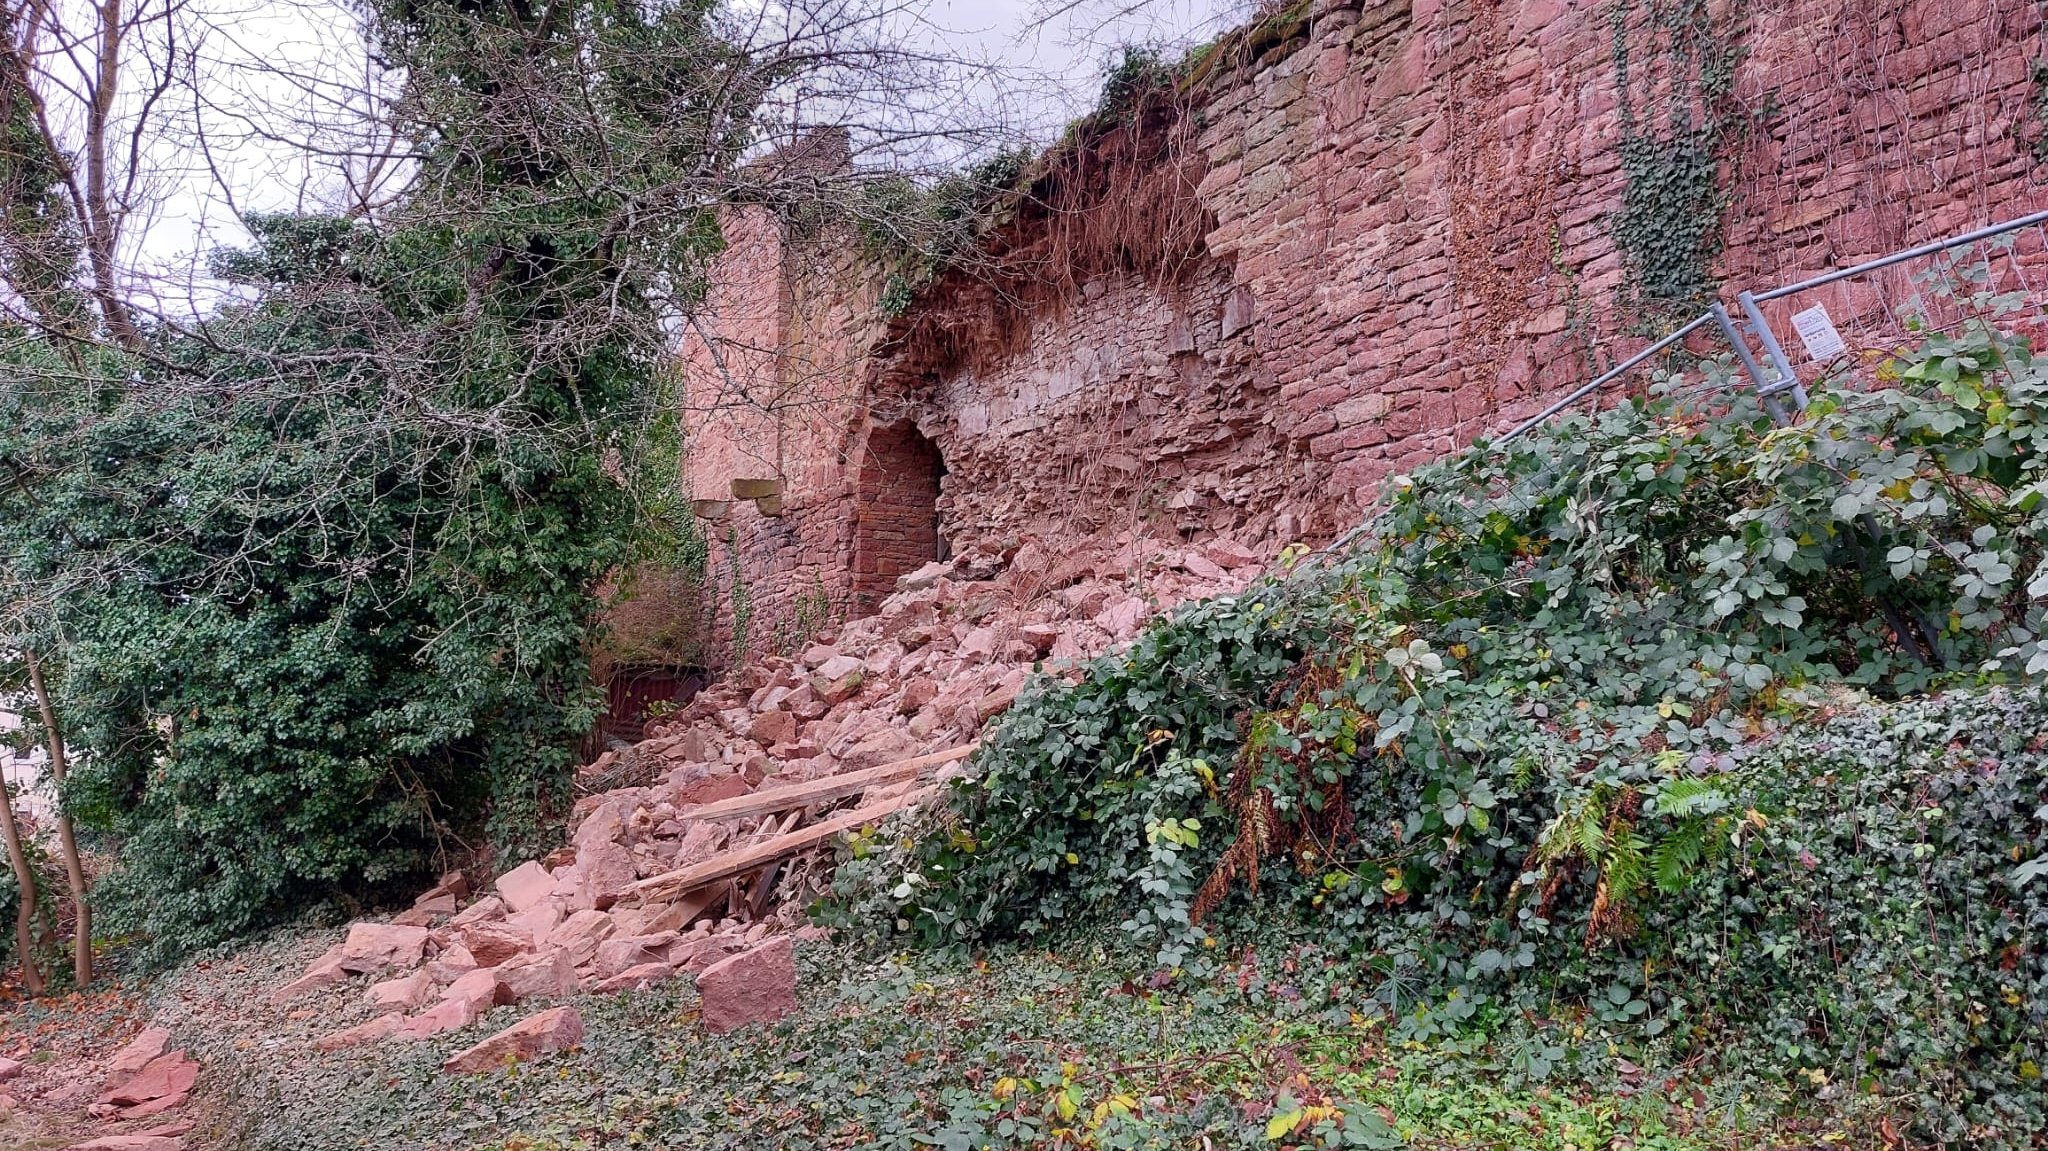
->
[634, 787, 939, 900]
[681, 743, 975, 824]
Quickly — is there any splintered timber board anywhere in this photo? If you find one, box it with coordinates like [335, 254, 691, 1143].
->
[634, 787, 940, 900]
[679, 743, 976, 824]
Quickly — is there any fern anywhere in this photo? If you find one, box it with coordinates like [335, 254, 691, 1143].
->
[1650, 823, 1708, 894]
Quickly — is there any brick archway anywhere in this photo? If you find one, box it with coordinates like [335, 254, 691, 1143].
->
[851, 420, 945, 613]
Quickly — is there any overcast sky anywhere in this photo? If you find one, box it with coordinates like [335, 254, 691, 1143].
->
[130, 0, 1243, 301]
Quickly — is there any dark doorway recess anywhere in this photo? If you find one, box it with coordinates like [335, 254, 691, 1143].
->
[600, 665, 708, 746]
[852, 420, 945, 613]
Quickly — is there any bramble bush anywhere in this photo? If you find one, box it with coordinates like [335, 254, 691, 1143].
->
[829, 295, 2048, 1144]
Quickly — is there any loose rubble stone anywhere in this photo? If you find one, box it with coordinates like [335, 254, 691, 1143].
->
[443, 967, 514, 1013]
[670, 934, 744, 974]
[398, 995, 477, 1039]
[547, 909, 617, 967]
[460, 921, 532, 967]
[272, 947, 350, 1003]
[895, 561, 950, 592]
[102, 1028, 171, 1081]
[497, 947, 577, 1002]
[339, 922, 430, 974]
[668, 771, 751, 809]
[507, 898, 565, 942]
[99, 1052, 198, 1107]
[313, 1015, 404, 1051]
[425, 941, 480, 984]
[365, 970, 437, 1013]
[696, 936, 798, 1034]
[594, 961, 676, 994]
[592, 934, 671, 979]
[449, 895, 506, 927]
[495, 860, 557, 913]
[578, 841, 638, 908]
[748, 708, 796, 747]
[441, 1006, 586, 1074]
[808, 655, 866, 703]
[117, 1092, 190, 1121]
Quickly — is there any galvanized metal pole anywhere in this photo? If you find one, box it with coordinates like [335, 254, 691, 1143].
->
[1709, 302, 1788, 425]
[1736, 290, 1809, 415]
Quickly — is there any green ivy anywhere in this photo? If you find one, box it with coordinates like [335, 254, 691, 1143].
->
[828, 302, 2048, 1145]
[2031, 59, 2048, 165]
[1, 0, 748, 964]
[1609, 0, 1754, 320]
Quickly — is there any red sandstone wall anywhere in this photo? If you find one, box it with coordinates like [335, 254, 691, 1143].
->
[680, 0, 2048, 660]
[680, 204, 895, 661]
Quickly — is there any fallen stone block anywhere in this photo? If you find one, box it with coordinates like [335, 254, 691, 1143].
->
[443, 967, 513, 1013]
[425, 941, 479, 984]
[441, 1006, 585, 1074]
[312, 1014, 404, 1051]
[412, 892, 459, 917]
[98, 1051, 198, 1107]
[460, 921, 532, 967]
[697, 936, 797, 1034]
[495, 860, 556, 913]
[0, 1056, 19, 1081]
[338, 922, 430, 974]
[397, 995, 476, 1040]
[365, 970, 436, 1013]
[1203, 538, 1261, 568]
[669, 934, 744, 974]
[546, 863, 594, 913]
[976, 677, 1025, 721]
[1018, 624, 1061, 655]
[748, 708, 795, 747]
[592, 934, 671, 979]
[448, 895, 506, 927]
[578, 841, 638, 908]
[896, 676, 938, 714]
[496, 947, 576, 1002]
[102, 1027, 171, 1080]
[572, 802, 624, 855]
[118, 1090, 190, 1121]
[592, 961, 676, 994]
[547, 909, 616, 967]
[667, 771, 751, 809]
[507, 899, 565, 941]
[271, 947, 349, 1003]
[809, 655, 866, 704]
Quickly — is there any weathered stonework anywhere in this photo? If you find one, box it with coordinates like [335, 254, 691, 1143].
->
[679, 0, 2048, 662]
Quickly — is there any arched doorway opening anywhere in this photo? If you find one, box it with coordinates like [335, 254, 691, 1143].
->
[852, 420, 945, 613]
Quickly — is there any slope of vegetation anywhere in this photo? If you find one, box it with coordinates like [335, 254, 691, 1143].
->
[830, 293, 2048, 1147]
[152, 924, 1835, 1151]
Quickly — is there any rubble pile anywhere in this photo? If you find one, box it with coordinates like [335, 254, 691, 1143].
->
[277, 531, 1270, 1055]
[0, 1025, 204, 1150]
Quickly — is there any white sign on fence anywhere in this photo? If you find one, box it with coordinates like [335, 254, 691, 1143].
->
[1790, 304, 1848, 362]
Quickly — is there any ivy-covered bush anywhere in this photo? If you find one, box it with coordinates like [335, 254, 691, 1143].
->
[830, 306, 2048, 1144]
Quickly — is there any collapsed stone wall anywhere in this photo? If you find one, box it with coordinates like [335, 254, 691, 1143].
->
[677, 0, 2048, 664]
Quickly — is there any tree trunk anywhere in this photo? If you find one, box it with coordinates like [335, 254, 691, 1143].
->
[0, 769, 46, 995]
[26, 649, 90, 986]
